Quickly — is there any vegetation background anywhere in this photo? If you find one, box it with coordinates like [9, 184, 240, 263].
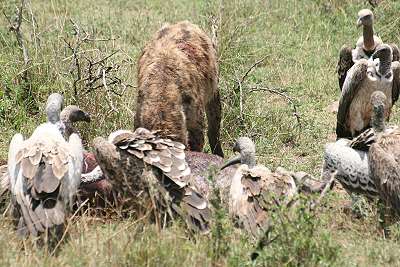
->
[1, 0, 400, 266]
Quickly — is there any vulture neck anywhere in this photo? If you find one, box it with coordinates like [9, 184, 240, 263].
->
[241, 151, 256, 169]
[378, 55, 392, 77]
[46, 98, 63, 124]
[372, 105, 385, 133]
[62, 122, 75, 139]
[363, 24, 375, 51]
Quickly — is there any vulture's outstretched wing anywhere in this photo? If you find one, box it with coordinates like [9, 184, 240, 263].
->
[94, 128, 211, 233]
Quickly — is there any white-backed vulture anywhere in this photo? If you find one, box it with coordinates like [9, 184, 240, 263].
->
[91, 127, 211, 233]
[1, 104, 100, 205]
[220, 137, 298, 238]
[368, 91, 400, 215]
[336, 44, 400, 139]
[337, 9, 382, 90]
[60, 105, 91, 139]
[323, 137, 377, 199]
[7, 93, 83, 240]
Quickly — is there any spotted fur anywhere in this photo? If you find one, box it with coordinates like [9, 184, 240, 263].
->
[135, 21, 223, 157]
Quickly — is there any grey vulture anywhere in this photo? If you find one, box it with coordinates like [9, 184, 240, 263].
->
[323, 136, 377, 200]
[7, 93, 83, 240]
[337, 9, 400, 91]
[323, 106, 400, 201]
[336, 44, 400, 139]
[91, 127, 211, 233]
[220, 137, 298, 238]
[368, 91, 400, 218]
[1, 104, 99, 205]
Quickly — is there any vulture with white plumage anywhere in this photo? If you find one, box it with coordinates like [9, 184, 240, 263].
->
[220, 137, 298, 238]
[1, 103, 103, 205]
[336, 44, 400, 139]
[7, 93, 83, 239]
[91, 127, 211, 233]
[337, 9, 400, 91]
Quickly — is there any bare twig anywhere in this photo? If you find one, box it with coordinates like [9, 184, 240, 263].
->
[9, 0, 30, 67]
[236, 76, 244, 119]
[231, 56, 269, 123]
[233, 55, 268, 92]
[4, 1, 30, 76]
[63, 20, 128, 102]
[91, 50, 119, 66]
[63, 38, 82, 99]
[2, 0, 38, 110]
[103, 69, 118, 113]
[85, 36, 120, 42]
[249, 86, 301, 126]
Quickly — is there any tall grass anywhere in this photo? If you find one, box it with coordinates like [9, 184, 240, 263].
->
[1, 0, 400, 265]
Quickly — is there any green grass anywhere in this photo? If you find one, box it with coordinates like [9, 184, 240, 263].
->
[2, 0, 400, 265]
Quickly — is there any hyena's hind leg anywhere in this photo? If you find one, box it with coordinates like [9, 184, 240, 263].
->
[206, 90, 224, 157]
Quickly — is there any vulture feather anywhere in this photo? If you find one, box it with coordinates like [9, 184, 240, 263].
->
[221, 137, 297, 238]
[336, 44, 400, 139]
[92, 127, 211, 233]
[337, 9, 383, 90]
[369, 91, 400, 216]
[7, 93, 83, 241]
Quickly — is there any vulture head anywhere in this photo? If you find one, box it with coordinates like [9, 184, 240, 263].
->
[372, 44, 393, 77]
[60, 105, 91, 139]
[221, 137, 256, 169]
[357, 9, 374, 27]
[61, 105, 91, 124]
[371, 91, 386, 132]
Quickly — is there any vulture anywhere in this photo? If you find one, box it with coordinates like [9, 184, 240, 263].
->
[336, 44, 400, 139]
[323, 91, 400, 201]
[0, 103, 103, 205]
[323, 137, 377, 199]
[7, 93, 83, 240]
[60, 105, 91, 139]
[337, 9, 400, 91]
[368, 91, 400, 217]
[81, 146, 321, 214]
[338, 9, 380, 90]
[91, 127, 211, 233]
[221, 137, 298, 238]
[59, 105, 112, 202]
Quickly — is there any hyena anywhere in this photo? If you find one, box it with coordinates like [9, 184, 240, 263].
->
[134, 21, 224, 157]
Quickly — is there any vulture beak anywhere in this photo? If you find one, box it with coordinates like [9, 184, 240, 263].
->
[82, 111, 91, 123]
[220, 154, 241, 170]
[356, 18, 363, 27]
